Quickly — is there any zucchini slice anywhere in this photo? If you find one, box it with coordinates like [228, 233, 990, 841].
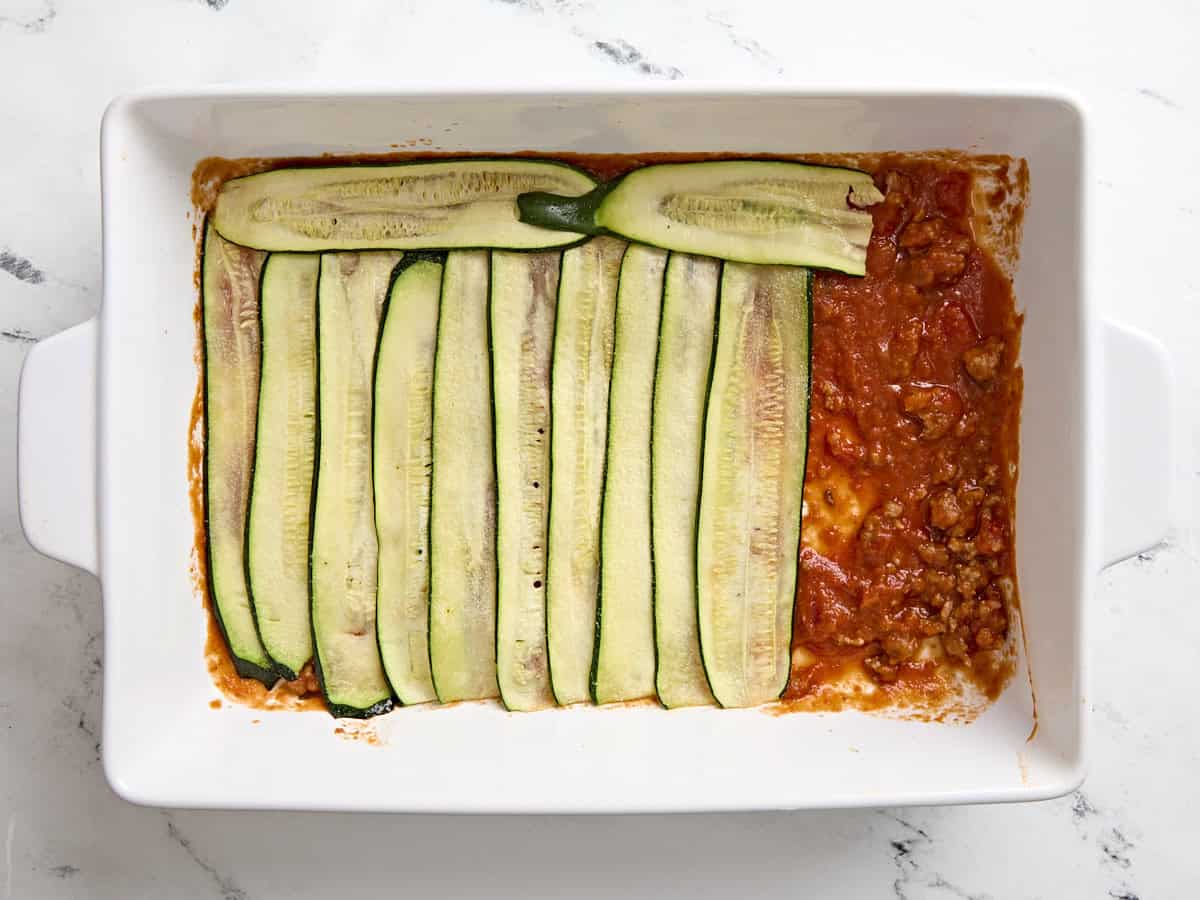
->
[246, 252, 319, 680]
[311, 251, 403, 718]
[213, 159, 597, 253]
[546, 236, 626, 705]
[518, 161, 883, 275]
[491, 250, 560, 711]
[593, 244, 668, 704]
[374, 254, 442, 706]
[429, 251, 500, 703]
[696, 262, 811, 708]
[202, 223, 276, 684]
[652, 253, 720, 709]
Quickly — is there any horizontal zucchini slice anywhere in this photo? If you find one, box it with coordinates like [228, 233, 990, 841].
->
[652, 253, 720, 709]
[518, 161, 883, 275]
[696, 262, 811, 708]
[201, 223, 276, 684]
[213, 159, 598, 252]
[246, 252, 319, 680]
[429, 251, 500, 703]
[311, 250, 403, 718]
[374, 254, 442, 706]
[546, 236, 625, 706]
[491, 250, 560, 711]
[593, 244, 667, 704]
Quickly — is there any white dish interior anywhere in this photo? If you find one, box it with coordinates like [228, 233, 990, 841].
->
[90, 90, 1093, 811]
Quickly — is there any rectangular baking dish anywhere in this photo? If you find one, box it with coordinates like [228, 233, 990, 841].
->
[16, 88, 1171, 812]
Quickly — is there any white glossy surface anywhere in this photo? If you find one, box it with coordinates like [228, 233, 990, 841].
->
[1101, 321, 1173, 566]
[17, 319, 97, 574]
[90, 88, 1087, 812]
[1, 0, 1196, 896]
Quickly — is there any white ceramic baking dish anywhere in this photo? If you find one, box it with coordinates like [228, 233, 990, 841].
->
[17, 88, 1171, 812]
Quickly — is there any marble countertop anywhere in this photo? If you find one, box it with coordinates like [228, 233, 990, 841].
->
[2, 0, 1196, 897]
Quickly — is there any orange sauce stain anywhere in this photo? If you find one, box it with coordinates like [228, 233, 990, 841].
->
[334, 721, 383, 746]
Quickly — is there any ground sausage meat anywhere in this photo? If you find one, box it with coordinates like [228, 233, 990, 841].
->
[787, 157, 1023, 700]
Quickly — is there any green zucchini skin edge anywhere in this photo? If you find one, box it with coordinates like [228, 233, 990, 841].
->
[517, 181, 620, 236]
[489, 255, 502, 705]
[200, 221, 279, 687]
[307, 252, 400, 719]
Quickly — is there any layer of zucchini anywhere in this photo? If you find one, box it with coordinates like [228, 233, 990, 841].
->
[592, 244, 667, 704]
[696, 262, 811, 708]
[518, 160, 883, 275]
[311, 250, 403, 718]
[652, 253, 720, 708]
[246, 252, 320, 680]
[213, 159, 597, 253]
[429, 250, 501, 703]
[545, 236, 626, 706]
[491, 250, 559, 711]
[374, 254, 442, 706]
[201, 223, 276, 684]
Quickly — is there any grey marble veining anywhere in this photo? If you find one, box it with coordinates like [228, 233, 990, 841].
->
[0, 0, 56, 35]
[1, 0, 1197, 897]
[0, 252, 45, 286]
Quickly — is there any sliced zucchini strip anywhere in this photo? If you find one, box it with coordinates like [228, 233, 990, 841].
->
[518, 161, 883, 275]
[696, 262, 811, 708]
[311, 251, 403, 718]
[202, 223, 275, 684]
[593, 244, 668, 704]
[429, 250, 501, 703]
[546, 236, 626, 705]
[652, 253, 720, 708]
[374, 254, 443, 705]
[214, 159, 597, 252]
[491, 250, 560, 711]
[246, 252, 319, 679]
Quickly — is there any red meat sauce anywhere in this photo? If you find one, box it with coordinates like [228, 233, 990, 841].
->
[785, 157, 1023, 707]
[190, 150, 1022, 712]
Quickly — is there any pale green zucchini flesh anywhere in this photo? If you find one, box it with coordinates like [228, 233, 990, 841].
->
[201, 223, 276, 684]
[696, 262, 811, 708]
[518, 161, 883, 275]
[246, 252, 319, 680]
[374, 254, 443, 706]
[429, 250, 501, 703]
[593, 244, 668, 704]
[491, 250, 560, 711]
[546, 236, 626, 706]
[213, 159, 597, 252]
[652, 253, 720, 709]
[311, 251, 403, 718]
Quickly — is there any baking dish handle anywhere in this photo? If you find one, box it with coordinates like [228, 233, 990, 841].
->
[1101, 318, 1172, 568]
[17, 318, 99, 575]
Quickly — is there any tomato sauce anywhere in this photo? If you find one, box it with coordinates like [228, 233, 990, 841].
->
[786, 155, 1023, 707]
